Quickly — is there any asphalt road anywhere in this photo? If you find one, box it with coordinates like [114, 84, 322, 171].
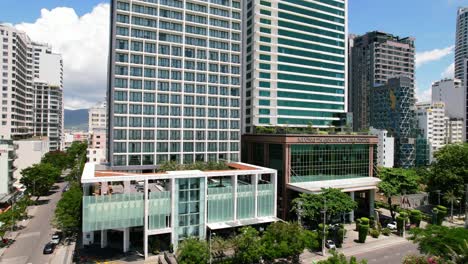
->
[0, 181, 67, 264]
[352, 240, 420, 264]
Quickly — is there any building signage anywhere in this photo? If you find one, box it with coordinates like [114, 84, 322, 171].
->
[297, 137, 371, 144]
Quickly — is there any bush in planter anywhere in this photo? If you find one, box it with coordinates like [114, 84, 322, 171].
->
[435, 205, 447, 225]
[396, 212, 409, 235]
[370, 228, 380, 238]
[409, 210, 422, 227]
[358, 217, 369, 243]
[336, 228, 346, 248]
[381, 228, 391, 236]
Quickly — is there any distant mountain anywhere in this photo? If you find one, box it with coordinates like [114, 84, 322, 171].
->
[64, 109, 88, 130]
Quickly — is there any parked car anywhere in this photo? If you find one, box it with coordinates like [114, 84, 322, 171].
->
[43, 242, 55, 254]
[51, 233, 61, 244]
[325, 240, 336, 249]
[387, 221, 397, 230]
[62, 184, 70, 192]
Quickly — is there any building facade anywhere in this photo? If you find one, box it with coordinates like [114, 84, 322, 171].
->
[242, 134, 380, 221]
[0, 140, 17, 198]
[431, 79, 465, 119]
[87, 129, 107, 163]
[447, 118, 464, 143]
[371, 76, 417, 168]
[89, 101, 107, 132]
[455, 8, 468, 80]
[243, 0, 347, 133]
[349, 31, 415, 131]
[107, 0, 242, 169]
[416, 102, 448, 162]
[0, 25, 64, 150]
[369, 127, 394, 168]
[81, 162, 277, 259]
[13, 137, 49, 186]
[0, 25, 34, 140]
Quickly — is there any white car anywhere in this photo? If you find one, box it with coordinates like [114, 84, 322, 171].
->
[51, 234, 61, 245]
[325, 240, 336, 249]
[387, 221, 397, 230]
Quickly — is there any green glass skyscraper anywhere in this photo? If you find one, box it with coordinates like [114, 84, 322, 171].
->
[243, 0, 347, 133]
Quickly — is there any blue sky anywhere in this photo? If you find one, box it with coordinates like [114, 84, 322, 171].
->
[1, 0, 467, 107]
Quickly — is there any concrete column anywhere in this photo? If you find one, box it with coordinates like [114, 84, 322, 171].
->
[123, 228, 130, 253]
[254, 174, 259, 218]
[101, 230, 107, 248]
[282, 144, 291, 219]
[144, 179, 149, 259]
[170, 178, 177, 248]
[349, 191, 355, 222]
[233, 175, 238, 221]
[369, 145, 374, 177]
[124, 181, 131, 193]
[272, 171, 278, 218]
[369, 189, 375, 218]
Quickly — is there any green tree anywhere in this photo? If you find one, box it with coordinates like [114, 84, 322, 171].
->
[409, 210, 422, 227]
[261, 222, 314, 262]
[66, 141, 87, 167]
[376, 167, 420, 220]
[317, 251, 367, 264]
[176, 238, 210, 264]
[53, 183, 82, 236]
[233, 226, 263, 264]
[20, 163, 61, 197]
[41, 151, 69, 170]
[426, 143, 468, 205]
[292, 188, 357, 227]
[408, 225, 468, 261]
[358, 217, 369, 243]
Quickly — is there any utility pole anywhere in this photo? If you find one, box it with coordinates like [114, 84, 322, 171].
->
[321, 198, 327, 256]
[436, 190, 441, 205]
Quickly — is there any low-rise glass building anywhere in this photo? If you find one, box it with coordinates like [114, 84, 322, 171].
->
[242, 134, 380, 221]
[81, 162, 277, 259]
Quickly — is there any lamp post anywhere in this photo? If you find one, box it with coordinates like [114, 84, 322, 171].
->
[321, 198, 327, 256]
[435, 190, 441, 205]
[209, 230, 216, 264]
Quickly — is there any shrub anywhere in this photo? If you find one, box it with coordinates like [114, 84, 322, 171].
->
[358, 217, 369, 243]
[381, 228, 391, 236]
[369, 216, 375, 228]
[396, 212, 409, 235]
[336, 228, 345, 248]
[409, 210, 422, 227]
[435, 205, 447, 225]
[355, 219, 361, 231]
[370, 229, 380, 238]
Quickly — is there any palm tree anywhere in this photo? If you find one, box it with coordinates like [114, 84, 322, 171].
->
[443, 190, 458, 222]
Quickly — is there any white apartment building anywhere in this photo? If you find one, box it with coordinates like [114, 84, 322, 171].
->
[87, 129, 107, 163]
[108, 0, 242, 169]
[431, 78, 465, 119]
[446, 118, 464, 144]
[370, 127, 394, 168]
[0, 139, 17, 198]
[0, 25, 34, 139]
[0, 24, 64, 150]
[13, 137, 49, 186]
[416, 102, 448, 162]
[89, 101, 107, 132]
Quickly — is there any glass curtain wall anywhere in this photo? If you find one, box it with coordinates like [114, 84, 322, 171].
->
[175, 178, 205, 244]
[207, 176, 234, 223]
[290, 144, 370, 182]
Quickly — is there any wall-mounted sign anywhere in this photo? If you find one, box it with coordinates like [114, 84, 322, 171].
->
[297, 137, 371, 144]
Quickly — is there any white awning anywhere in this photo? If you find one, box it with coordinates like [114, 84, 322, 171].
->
[287, 177, 381, 194]
[207, 216, 280, 230]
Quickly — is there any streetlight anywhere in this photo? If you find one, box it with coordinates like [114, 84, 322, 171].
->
[320, 198, 327, 256]
[435, 190, 441, 205]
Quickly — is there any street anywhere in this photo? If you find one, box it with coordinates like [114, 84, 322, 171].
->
[353, 240, 420, 264]
[0, 181, 67, 264]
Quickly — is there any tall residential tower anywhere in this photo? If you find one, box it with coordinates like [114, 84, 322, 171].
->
[107, 0, 243, 169]
[349, 31, 415, 131]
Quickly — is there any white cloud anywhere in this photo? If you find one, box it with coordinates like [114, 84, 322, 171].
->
[415, 81, 431, 103]
[15, 3, 110, 110]
[441, 62, 455, 78]
[415, 45, 454, 68]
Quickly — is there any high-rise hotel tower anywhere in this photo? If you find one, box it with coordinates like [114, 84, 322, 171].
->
[243, 0, 347, 133]
[108, 0, 243, 169]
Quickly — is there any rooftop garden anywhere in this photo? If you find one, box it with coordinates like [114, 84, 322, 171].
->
[158, 161, 232, 172]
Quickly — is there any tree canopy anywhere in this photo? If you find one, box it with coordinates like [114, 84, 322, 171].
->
[292, 188, 357, 226]
[377, 167, 420, 219]
[176, 238, 210, 264]
[53, 183, 82, 235]
[426, 143, 468, 204]
[408, 225, 468, 262]
[233, 226, 263, 264]
[20, 163, 61, 197]
[41, 151, 69, 170]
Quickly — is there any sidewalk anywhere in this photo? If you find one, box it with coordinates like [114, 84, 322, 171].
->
[50, 241, 76, 264]
[300, 224, 407, 263]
